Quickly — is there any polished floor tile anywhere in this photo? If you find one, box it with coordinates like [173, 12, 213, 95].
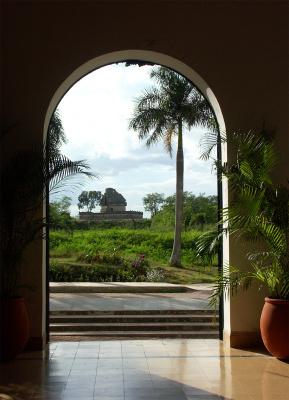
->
[0, 339, 288, 400]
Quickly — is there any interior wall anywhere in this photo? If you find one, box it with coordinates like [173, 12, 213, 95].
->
[1, 0, 288, 348]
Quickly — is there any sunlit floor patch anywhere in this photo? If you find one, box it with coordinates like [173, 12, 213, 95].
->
[1, 339, 288, 400]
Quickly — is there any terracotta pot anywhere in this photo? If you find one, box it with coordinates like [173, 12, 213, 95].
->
[0, 297, 30, 361]
[260, 297, 289, 359]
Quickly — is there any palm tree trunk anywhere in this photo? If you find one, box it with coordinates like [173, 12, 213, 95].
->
[170, 121, 184, 267]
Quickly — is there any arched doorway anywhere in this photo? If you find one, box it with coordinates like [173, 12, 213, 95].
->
[44, 50, 228, 342]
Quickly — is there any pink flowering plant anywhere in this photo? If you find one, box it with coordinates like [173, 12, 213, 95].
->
[131, 254, 149, 277]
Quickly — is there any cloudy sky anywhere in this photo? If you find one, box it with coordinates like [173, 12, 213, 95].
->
[52, 63, 217, 217]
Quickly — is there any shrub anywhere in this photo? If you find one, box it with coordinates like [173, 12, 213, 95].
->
[77, 248, 127, 267]
[131, 254, 150, 276]
[49, 262, 135, 282]
[49, 259, 163, 283]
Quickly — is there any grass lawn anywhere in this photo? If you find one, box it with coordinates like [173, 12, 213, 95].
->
[49, 228, 218, 284]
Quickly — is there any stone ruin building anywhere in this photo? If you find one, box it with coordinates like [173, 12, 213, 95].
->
[100, 188, 127, 213]
[79, 188, 143, 222]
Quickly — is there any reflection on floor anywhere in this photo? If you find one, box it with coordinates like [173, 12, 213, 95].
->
[0, 339, 288, 399]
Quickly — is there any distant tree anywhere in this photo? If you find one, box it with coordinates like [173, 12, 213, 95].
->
[55, 196, 72, 213]
[143, 193, 165, 217]
[191, 212, 206, 230]
[130, 66, 216, 266]
[88, 191, 102, 211]
[151, 192, 217, 231]
[78, 191, 101, 212]
[78, 191, 90, 211]
[49, 196, 74, 230]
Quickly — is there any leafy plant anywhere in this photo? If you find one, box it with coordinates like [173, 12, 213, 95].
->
[77, 247, 127, 267]
[197, 130, 289, 306]
[150, 192, 217, 231]
[0, 139, 95, 297]
[131, 254, 149, 275]
[49, 257, 158, 283]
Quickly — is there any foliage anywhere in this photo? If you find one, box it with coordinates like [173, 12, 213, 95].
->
[47, 110, 67, 158]
[143, 193, 165, 216]
[50, 261, 137, 282]
[195, 228, 222, 266]
[197, 130, 289, 304]
[75, 219, 152, 230]
[49, 196, 75, 231]
[49, 253, 165, 283]
[150, 208, 175, 231]
[49, 216, 151, 231]
[129, 67, 216, 151]
[131, 254, 150, 276]
[77, 248, 128, 267]
[49, 228, 216, 267]
[129, 66, 216, 267]
[151, 192, 217, 230]
[78, 190, 102, 212]
[0, 114, 95, 297]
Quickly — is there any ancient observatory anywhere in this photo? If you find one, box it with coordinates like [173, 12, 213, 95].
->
[79, 188, 143, 222]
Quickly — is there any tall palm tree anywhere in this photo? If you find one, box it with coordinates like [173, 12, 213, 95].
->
[129, 66, 216, 267]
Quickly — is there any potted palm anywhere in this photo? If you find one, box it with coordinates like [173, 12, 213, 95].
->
[0, 119, 94, 361]
[197, 130, 289, 359]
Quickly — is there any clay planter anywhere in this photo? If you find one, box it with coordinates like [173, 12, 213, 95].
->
[260, 297, 289, 359]
[0, 297, 29, 361]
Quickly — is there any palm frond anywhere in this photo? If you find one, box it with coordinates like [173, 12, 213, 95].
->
[48, 110, 67, 157]
[163, 128, 174, 157]
[130, 65, 216, 153]
[203, 128, 289, 301]
[209, 265, 253, 310]
[129, 108, 168, 138]
[200, 131, 226, 160]
[196, 228, 223, 265]
[48, 154, 95, 194]
[133, 87, 163, 110]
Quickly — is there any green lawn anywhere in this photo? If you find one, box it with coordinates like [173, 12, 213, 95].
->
[49, 228, 217, 284]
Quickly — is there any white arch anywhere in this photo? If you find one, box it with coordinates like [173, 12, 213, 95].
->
[43, 50, 229, 335]
[44, 50, 226, 139]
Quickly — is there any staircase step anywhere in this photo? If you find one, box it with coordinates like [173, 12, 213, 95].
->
[49, 309, 219, 339]
[50, 309, 215, 316]
[50, 330, 219, 339]
[50, 314, 219, 324]
[50, 322, 218, 332]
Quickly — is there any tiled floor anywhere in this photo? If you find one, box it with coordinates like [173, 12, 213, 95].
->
[50, 292, 211, 312]
[0, 339, 288, 400]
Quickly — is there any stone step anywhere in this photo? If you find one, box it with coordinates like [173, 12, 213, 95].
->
[50, 314, 218, 324]
[50, 330, 219, 339]
[49, 309, 219, 339]
[50, 282, 197, 293]
[50, 321, 219, 332]
[50, 309, 215, 316]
